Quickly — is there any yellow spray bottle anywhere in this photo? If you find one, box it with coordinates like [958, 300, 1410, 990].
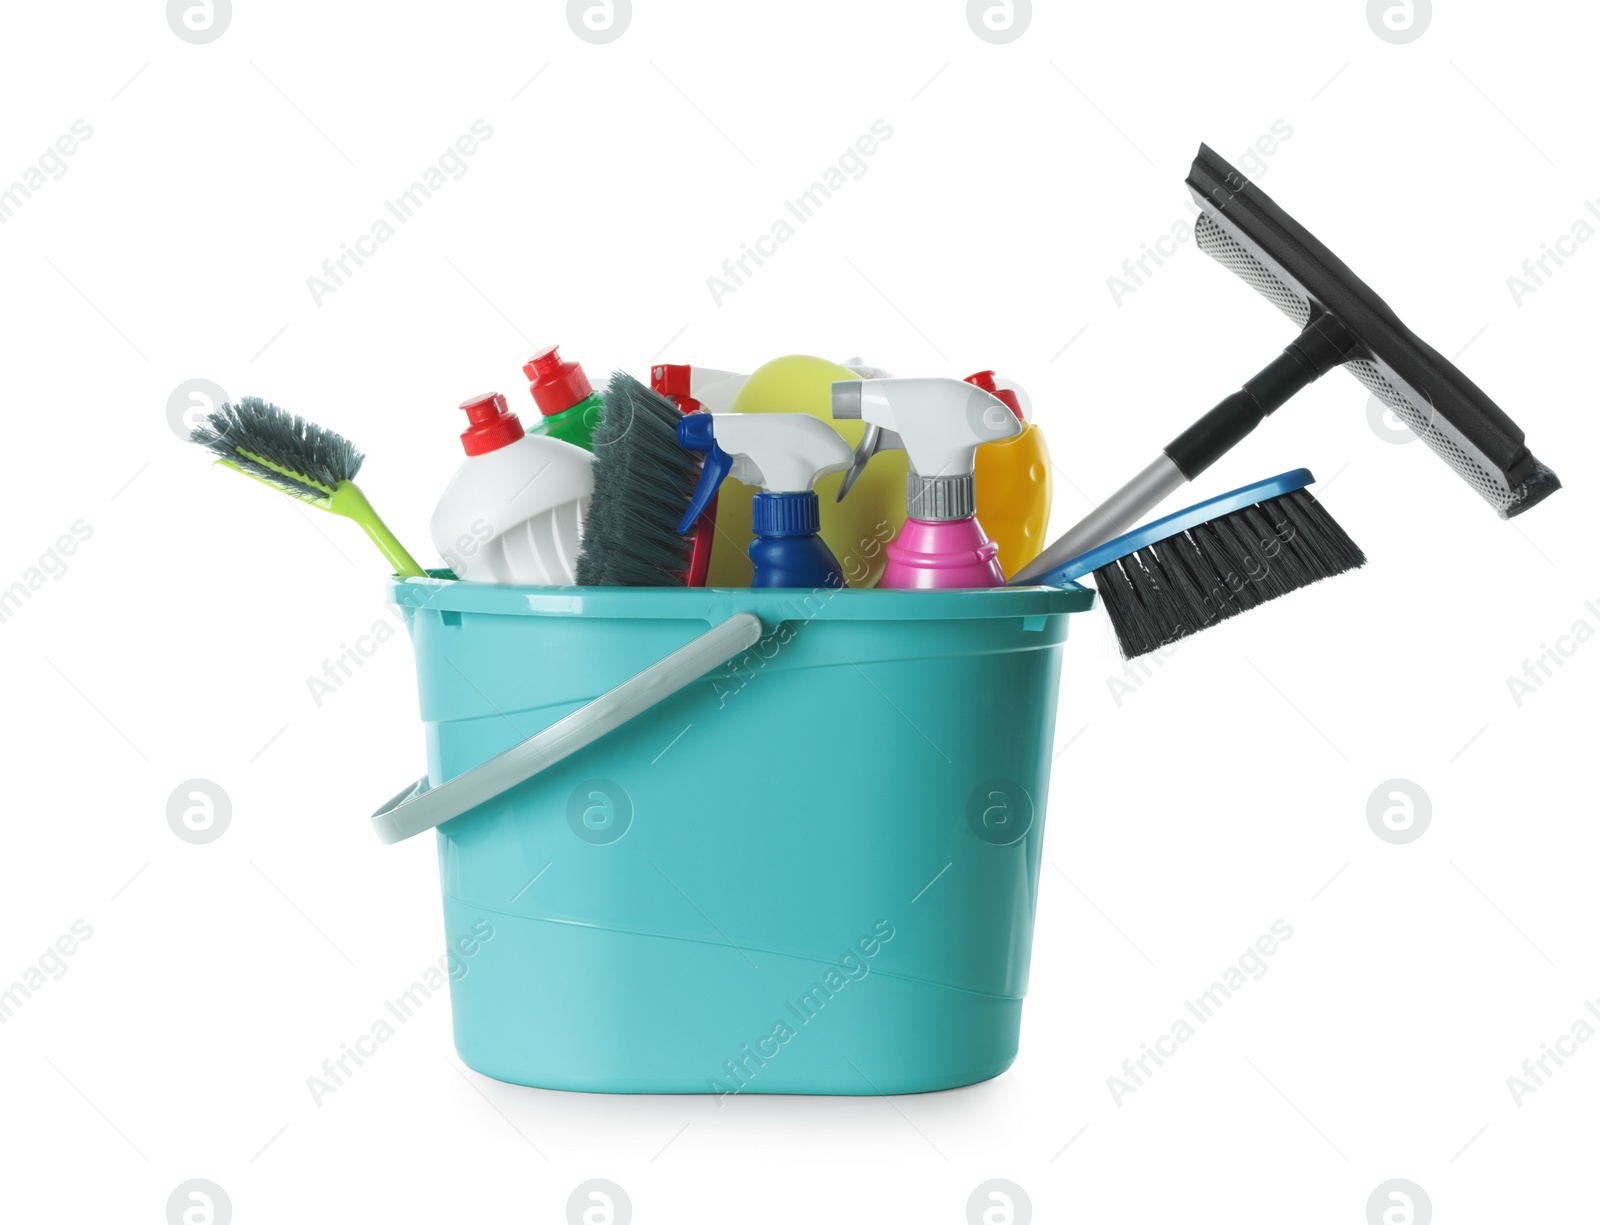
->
[967, 370, 1052, 580]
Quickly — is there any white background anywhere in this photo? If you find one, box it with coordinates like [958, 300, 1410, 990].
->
[1, 1, 1594, 1222]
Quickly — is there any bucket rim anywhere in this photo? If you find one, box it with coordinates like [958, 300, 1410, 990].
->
[386, 575, 1094, 622]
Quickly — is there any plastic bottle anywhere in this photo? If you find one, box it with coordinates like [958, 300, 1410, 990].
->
[676, 413, 856, 588]
[430, 391, 595, 584]
[523, 345, 605, 451]
[716, 355, 911, 589]
[651, 363, 749, 414]
[833, 377, 1021, 589]
[651, 363, 746, 587]
[967, 370, 1053, 579]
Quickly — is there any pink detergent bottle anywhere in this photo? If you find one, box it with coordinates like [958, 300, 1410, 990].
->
[831, 377, 1022, 589]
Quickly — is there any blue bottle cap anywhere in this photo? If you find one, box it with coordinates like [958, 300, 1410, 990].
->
[752, 491, 821, 537]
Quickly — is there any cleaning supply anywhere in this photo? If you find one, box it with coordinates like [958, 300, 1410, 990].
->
[1013, 144, 1560, 584]
[842, 356, 893, 380]
[650, 363, 749, 414]
[429, 391, 594, 584]
[574, 372, 705, 586]
[833, 376, 1021, 589]
[190, 397, 426, 577]
[967, 370, 1052, 579]
[717, 355, 911, 589]
[1027, 469, 1364, 658]
[523, 345, 605, 451]
[650, 364, 738, 587]
[675, 413, 856, 588]
[372, 576, 1095, 1092]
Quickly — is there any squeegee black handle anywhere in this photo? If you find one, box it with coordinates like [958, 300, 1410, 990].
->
[1164, 314, 1358, 480]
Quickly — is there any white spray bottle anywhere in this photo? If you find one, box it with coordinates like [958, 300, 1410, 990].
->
[832, 377, 1021, 588]
[676, 413, 855, 588]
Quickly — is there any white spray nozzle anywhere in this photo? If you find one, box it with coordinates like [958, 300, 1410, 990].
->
[715, 412, 855, 492]
[832, 377, 1020, 518]
[677, 412, 855, 532]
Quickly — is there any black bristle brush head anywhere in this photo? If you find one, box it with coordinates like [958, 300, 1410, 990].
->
[575, 372, 703, 587]
[1092, 484, 1365, 659]
[190, 397, 364, 502]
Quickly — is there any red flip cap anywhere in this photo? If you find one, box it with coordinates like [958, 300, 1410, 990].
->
[963, 369, 1023, 421]
[524, 345, 594, 417]
[458, 391, 525, 456]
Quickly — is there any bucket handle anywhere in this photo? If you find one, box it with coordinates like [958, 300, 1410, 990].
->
[369, 612, 764, 845]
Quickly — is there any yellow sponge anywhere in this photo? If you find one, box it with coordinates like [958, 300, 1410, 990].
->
[710, 355, 909, 588]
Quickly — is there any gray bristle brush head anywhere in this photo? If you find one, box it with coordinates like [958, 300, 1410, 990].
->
[575, 372, 702, 587]
[190, 397, 364, 501]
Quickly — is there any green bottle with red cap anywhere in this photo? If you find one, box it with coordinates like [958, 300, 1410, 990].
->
[523, 345, 605, 451]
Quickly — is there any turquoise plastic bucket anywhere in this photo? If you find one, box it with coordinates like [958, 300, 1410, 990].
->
[388, 577, 1092, 1095]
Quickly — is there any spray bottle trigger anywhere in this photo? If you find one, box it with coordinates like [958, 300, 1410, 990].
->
[676, 414, 732, 534]
[836, 427, 874, 503]
[836, 424, 904, 503]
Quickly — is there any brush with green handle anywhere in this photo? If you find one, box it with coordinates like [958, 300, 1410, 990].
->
[190, 397, 427, 577]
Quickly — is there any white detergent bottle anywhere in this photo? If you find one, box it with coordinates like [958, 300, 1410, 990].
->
[430, 391, 595, 584]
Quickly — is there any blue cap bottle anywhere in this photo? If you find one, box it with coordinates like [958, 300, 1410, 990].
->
[676, 413, 856, 589]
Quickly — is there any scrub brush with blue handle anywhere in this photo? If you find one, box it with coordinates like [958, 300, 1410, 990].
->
[190, 397, 427, 577]
[1029, 469, 1364, 658]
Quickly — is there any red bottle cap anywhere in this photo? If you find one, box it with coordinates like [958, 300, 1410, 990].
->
[963, 370, 1023, 421]
[523, 345, 594, 417]
[458, 392, 525, 456]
